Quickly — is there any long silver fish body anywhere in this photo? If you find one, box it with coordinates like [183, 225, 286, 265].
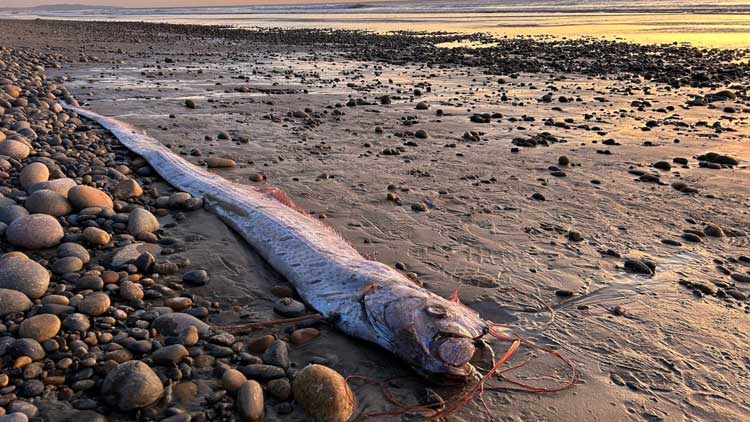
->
[64, 103, 489, 382]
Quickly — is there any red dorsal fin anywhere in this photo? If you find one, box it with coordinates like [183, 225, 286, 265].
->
[448, 289, 461, 304]
[257, 187, 310, 216]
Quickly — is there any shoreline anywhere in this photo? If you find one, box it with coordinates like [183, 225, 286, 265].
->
[0, 18, 748, 422]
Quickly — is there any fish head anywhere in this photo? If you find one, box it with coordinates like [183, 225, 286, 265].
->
[364, 284, 488, 383]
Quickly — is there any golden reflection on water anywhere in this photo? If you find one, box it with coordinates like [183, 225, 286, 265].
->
[25, 11, 750, 50]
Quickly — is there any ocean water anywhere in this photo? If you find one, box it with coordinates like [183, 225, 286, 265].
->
[3, 0, 750, 49]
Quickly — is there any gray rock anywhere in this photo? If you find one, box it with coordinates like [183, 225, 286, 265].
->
[152, 312, 210, 337]
[28, 178, 77, 197]
[151, 344, 189, 366]
[0, 288, 32, 316]
[263, 340, 290, 370]
[0, 413, 30, 422]
[19, 162, 49, 191]
[101, 361, 164, 411]
[0, 205, 29, 224]
[0, 255, 50, 299]
[24, 189, 72, 216]
[8, 338, 45, 361]
[6, 214, 64, 249]
[109, 242, 160, 269]
[57, 242, 90, 264]
[51, 256, 83, 274]
[62, 313, 91, 332]
[127, 207, 159, 236]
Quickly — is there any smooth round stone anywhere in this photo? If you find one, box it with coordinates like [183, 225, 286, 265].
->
[0, 256, 50, 299]
[704, 224, 725, 238]
[8, 338, 45, 361]
[293, 365, 354, 422]
[24, 189, 72, 217]
[0, 139, 30, 160]
[127, 208, 159, 236]
[221, 368, 247, 392]
[68, 186, 113, 210]
[151, 344, 189, 366]
[41, 294, 69, 305]
[290, 328, 320, 345]
[0, 288, 32, 316]
[51, 256, 83, 274]
[164, 297, 192, 311]
[19, 314, 60, 342]
[75, 275, 103, 291]
[267, 378, 292, 401]
[0, 205, 29, 225]
[101, 361, 164, 411]
[57, 242, 91, 264]
[273, 297, 306, 317]
[182, 270, 208, 286]
[237, 380, 264, 421]
[0, 413, 29, 422]
[152, 312, 210, 337]
[82, 227, 110, 246]
[6, 214, 64, 249]
[28, 178, 77, 197]
[19, 163, 49, 191]
[113, 179, 143, 199]
[263, 340, 290, 370]
[119, 280, 143, 301]
[62, 313, 91, 332]
[77, 292, 110, 316]
[168, 192, 192, 208]
[206, 157, 236, 168]
[6, 401, 38, 418]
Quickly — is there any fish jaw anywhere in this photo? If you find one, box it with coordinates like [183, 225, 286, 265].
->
[362, 281, 489, 383]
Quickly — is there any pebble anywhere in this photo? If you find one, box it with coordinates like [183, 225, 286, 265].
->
[290, 328, 321, 345]
[19, 163, 49, 191]
[101, 361, 164, 410]
[0, 205, 29, 225]
[293, 364, 354, 422]
[206, 157, 236, 168]
[6, 214, 64, 249]
[77, 292, 111, 316]
[24, 189, 72, 216]
[113, 178, 143, 199]
[273, 297, 306, 317]
[119, 280, 144, 301]
[151, 344, 189, 366]
[28, 178, 77, 197]
[51, 256, 83, 274]
[237, 380, 264, 421]
[58, 242, 91, 264]
[182, 269, 209, 286]
[152, 312, 211, 337]
[82, 227, 110, 245]
[0, 288, 32, 316]
[0, 139, 30, 160]
[222, 368, 247, 392]
[263, 339, 290, 369]
[704, 224, 724, 238]
[0, 255, 50, 299]
[127, 207, 160, 236]
[61, 313, 91, 332]
[8, 338, 46, 361]
[19, 314, 60, 342]
[68, 185, 113, 209]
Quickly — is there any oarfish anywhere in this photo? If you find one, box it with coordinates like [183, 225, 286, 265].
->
[63, 103, 490, 382]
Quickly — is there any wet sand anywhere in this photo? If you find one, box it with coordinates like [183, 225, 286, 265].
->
[2, 19, 749, 421]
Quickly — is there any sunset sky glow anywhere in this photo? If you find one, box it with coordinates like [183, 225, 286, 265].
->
[5, 0, 385, 7]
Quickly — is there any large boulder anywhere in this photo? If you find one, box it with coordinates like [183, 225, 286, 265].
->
[19, 162, 49, 191]
[0, 288, 33, 316]
[0, 139, 30, 160]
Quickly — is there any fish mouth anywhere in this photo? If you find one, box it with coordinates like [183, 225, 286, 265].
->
[428, 334, 479, 381]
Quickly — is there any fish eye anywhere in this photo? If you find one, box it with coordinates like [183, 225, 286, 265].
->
[425, 305, 447, 318]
